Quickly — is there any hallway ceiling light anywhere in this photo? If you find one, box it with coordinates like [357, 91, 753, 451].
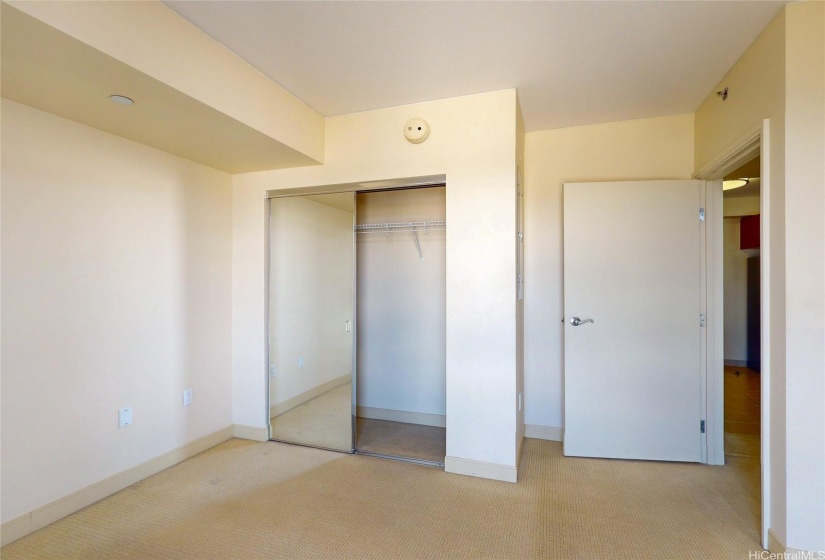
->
[723, 178, 749, 190]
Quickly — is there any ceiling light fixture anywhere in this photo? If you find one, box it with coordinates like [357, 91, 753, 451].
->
[723, 178, 749, 191]
[109, 95, 134, 106]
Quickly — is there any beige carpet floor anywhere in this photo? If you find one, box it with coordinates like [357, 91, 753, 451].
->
[2, 437, 761, 560]
[356, 418, 446, 463]
[270, 383, 352, 452]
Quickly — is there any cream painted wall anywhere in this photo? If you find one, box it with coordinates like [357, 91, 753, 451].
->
[695, 8, 788, 543]
[233, 90, 520, 471]
[522, 113, 695, 430]
[723, 219, 748, 363]
[724, 195, 761, 217]
[695, 2, 825, 550]
[8, 1, 325, 164]
[269, 196, 354, 408]
[783, 2, 825, 551]
[356, 188, 446, 416]
[0, 99, 233, 524]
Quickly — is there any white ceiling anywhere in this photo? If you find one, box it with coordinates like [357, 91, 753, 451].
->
[166, 1, 785, 132]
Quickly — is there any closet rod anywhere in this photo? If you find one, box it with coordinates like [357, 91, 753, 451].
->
[354, 220, 446, 233]
[355, 220, 445, 260]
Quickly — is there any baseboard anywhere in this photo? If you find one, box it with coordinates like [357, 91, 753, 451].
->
[725, 359, 748, 367]
[516, 432, 525, 467]
[270, 374, 350, 418]
[768, 529, 819, 556]
[233, 424, 269, 442]
[524, 424, 563, 441]
[768, 530, 784, 554]
[0, 425, 234, 546]
[445, 456, 518, 483]
[356, 406, 446, 428]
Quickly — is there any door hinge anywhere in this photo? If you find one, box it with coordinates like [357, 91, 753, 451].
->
[700, 314, 706, 327]
[699, 208, 705, 222]
[700, 420, 706, 434]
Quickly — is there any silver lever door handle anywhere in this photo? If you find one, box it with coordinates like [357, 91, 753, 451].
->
[570, 317, 594, 326]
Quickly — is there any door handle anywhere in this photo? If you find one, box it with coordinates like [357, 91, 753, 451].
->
[570, 317, 594, 326]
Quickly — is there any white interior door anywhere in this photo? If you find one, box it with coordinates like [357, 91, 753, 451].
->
[563, 180, 704, 462]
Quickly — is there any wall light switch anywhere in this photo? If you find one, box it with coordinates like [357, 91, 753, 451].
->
[183, 388, 193, 407]
[118, 407, 132, 429]
[518, 393, 523, 412]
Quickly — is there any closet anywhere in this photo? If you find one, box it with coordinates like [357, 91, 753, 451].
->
[267, 185, 446, 466]
[354, 187, 446, 464]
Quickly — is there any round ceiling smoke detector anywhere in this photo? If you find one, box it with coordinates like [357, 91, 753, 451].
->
[403, 118, 430, 144]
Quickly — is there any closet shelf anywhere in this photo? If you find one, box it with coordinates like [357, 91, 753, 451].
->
[355, 221, 445, 260]
[355, 220, 446, 234]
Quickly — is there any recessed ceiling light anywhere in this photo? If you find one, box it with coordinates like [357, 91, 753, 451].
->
[109, 95, 134, 106]
[723, 178, 749, 191]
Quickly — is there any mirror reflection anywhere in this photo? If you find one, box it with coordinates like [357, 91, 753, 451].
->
[268, 193, 354, 451]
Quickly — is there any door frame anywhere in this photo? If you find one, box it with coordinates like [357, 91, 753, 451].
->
[694, 119, 770, 548]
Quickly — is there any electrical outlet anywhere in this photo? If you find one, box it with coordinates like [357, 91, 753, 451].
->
[269, 364, 276, 377]
[118, 407, 132, 429]
[183, 388, 193, 407]
[298, 356, 304, 368]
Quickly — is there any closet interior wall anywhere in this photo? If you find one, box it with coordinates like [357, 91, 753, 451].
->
[355, 187, 447, 461]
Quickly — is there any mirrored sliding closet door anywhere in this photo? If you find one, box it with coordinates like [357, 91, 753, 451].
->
[268, 193, 355, 452]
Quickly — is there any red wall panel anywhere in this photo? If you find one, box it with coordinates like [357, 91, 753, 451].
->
[740, 214, 760, 249]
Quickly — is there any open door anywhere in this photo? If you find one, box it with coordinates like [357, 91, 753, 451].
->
[563, 180, 704, 462]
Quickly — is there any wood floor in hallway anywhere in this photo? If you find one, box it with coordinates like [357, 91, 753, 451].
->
[724, 365, 761, 436]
